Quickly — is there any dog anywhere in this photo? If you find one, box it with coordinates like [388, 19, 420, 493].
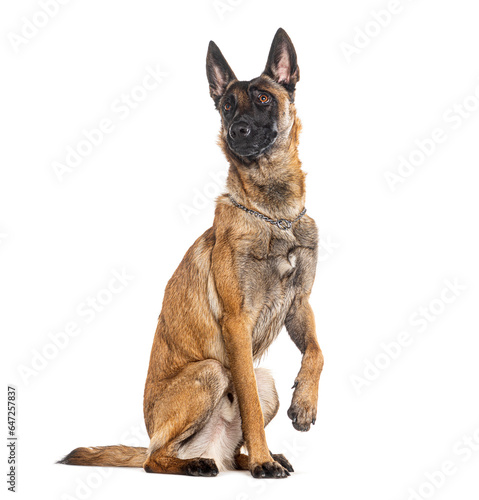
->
[59, 27, 323, 479]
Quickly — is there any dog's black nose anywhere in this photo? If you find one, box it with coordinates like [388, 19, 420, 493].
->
[229, 121, 251, 139]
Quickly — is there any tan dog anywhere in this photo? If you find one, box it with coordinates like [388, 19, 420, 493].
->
[59, 28, 323, 479]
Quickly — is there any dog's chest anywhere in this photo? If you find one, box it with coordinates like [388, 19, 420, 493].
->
[239, 232, 313, 359]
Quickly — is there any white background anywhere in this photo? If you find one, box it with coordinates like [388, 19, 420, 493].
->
[1, 1, 479, 499]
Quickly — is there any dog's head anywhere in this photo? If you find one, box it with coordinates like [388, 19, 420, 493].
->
[206, 28, 300, 162]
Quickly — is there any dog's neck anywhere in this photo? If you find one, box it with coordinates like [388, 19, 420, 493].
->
[223, 116, 306, 221]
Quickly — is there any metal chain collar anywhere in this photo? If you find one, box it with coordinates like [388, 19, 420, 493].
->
[227, 194, 306, 230]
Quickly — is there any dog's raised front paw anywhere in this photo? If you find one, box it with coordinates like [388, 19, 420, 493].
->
[288, 380, 317, 432]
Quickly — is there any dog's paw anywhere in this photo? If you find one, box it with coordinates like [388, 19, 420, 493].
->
[288, 381, 317, 432]
[250, 460, 290, 479]
[270, 452, 294, 473]
[186, 458, 219, 477]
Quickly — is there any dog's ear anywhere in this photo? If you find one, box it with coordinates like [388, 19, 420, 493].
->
[263, 28, 300, 93]
[206, 41, 237, 107]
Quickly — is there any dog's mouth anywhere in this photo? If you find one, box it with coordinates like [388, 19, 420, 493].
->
[226, 129, 278, 159]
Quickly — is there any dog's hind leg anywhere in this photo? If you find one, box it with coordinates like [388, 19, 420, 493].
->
[174, 378, 243, 472]
[173, 367, 281, 472]
[143, 359, 231, 476]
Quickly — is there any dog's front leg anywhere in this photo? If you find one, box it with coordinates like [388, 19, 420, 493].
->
[222, 315, 289, 478]
[285, 296, 324, 432]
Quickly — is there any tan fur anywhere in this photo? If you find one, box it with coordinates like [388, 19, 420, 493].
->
[58, 445, 147, 467]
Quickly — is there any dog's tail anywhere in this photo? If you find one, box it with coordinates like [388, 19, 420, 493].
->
[57, 445, 147, 468]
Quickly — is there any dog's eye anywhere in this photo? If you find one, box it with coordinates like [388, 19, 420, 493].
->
[224, 103, 232, 111]
[258, 94, 270, 104]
